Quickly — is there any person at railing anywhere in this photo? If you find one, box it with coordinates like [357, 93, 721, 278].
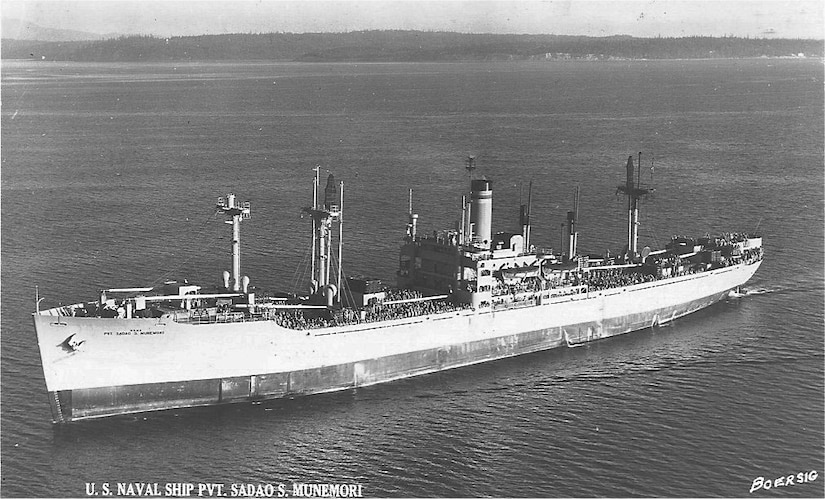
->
[272, 298, 468, 330]
[384, 288, 423, 302]
[587, 268, 658, 291]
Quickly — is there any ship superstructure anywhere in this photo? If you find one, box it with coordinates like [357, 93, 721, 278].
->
[33, 156, 762, 423]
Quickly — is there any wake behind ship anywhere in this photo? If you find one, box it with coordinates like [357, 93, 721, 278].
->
[33, 155, 763, 423]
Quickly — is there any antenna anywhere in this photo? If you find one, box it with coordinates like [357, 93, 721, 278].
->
[574, 185, 580, 221]
[753, 216, 763, 235]
[465, 155, 476, 178]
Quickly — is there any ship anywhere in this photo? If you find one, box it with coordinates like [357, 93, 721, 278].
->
[33, 155, 763, 423]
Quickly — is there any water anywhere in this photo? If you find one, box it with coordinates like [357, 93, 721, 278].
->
[2, 59, 823, 497]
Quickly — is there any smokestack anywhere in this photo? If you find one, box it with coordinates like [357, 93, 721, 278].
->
[470, 179, 492, 246]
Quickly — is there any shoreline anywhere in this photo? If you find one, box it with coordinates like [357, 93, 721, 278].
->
[2, 55, 822, 65]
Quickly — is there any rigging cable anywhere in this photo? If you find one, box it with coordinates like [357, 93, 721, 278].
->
[290, 243, 313, 296]
[329, 251, 357, 307]
[149, 211, 220, 287]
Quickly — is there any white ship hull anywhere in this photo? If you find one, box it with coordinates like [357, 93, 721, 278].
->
[33, 260, 761, 423]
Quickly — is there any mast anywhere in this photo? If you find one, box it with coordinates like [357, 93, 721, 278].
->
[303, 172, 342, 306]
[325, 212, 332, 295]
[216, 193, 251, 291]
[559, 222, 566, 258]
[527, 182, 533, 250]
[465, 197, 473, 244]
[310, 167, 319, 291]
[406, 188, 418, 241]
[616, 153, 652, 260]
[337, 181, 344, 295]
[520, 181, 533, 251]
[567, 185, 580, 259]
[459, 194, 466, 245]
[35, 285, 44, 314]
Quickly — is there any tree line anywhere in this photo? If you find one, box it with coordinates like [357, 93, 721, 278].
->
[3, 31, 822, 62]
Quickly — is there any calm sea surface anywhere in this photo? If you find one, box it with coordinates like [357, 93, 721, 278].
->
[2, 59, 823, 497]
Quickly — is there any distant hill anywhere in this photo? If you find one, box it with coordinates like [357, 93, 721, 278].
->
[1, 18, 110, 41]
[2, 30, 822, 62]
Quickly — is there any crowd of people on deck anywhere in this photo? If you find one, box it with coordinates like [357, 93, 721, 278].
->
[383, 288, 423, 302]
[489, 268, 658, 297]
[586, 268, 658, 291]
[273, 310, 335, 330]
[363, 298, 464, 322]
[262, 236, 764, 330]
[273, 296, 467, 330]
[720, 232, 752, 244]
[740, 247, 763, 265]
[492, 277, 543, 297]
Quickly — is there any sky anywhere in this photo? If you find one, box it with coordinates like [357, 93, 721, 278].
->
[1, 0, 823, 38]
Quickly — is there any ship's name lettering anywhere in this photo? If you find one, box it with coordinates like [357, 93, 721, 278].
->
[84, 481, 363, 497]
[102, 329, 164, 336]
